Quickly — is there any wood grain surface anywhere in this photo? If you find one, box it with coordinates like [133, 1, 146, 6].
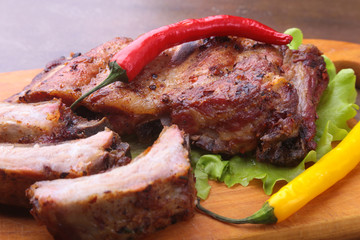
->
[0, 39, 360, 240]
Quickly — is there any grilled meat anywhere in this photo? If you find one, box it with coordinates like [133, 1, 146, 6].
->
[9, 37, 328, 166]
[170, 41, 328, 166]
[0, 129, 130, 207]
[0, 99, 109, 144]
[255, 44, 328, 165]
[7, 37, 168, 134]
[27, 125, 195, 240]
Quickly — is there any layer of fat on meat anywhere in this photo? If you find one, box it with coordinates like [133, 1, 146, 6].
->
[0, 100, 61, 132]
[0, 130, 114, 172]
[32, 125, 189, 204]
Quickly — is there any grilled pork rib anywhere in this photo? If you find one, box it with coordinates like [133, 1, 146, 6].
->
[0, 129, 130, 207]
[9, 37, 328, 166]
[27, 125, 195, 240]
[0, 99, 109, 144]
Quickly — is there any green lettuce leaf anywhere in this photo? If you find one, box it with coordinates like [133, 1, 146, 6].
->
[192, 30, 358, 200]
[322, 55, 336, 81]
[316, 68, 358, 139]
[222, 156, 305, 195]
[194, 155, 228, 199]
[284, 28, 303, 50]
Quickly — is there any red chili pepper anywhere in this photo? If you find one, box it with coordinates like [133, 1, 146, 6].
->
[71, 15, 292, 109]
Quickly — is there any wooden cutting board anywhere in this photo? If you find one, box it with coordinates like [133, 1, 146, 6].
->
[0, 39, 360, 240]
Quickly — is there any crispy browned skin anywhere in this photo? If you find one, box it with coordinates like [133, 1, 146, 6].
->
[0, 129, 130, 207]
[10, 37, 328, 166]
[27, 125, 195, 239]
[0, 99, 109, 144]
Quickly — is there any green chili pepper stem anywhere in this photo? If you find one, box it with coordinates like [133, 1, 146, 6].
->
[196, 198, 277, 224]
[70, 61, 128, 110]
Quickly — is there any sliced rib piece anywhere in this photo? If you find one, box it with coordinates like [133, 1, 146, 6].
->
[9, 37, 328, 166]
[0, 99, 109, 144]
[0, 129, 130, 207]
[27, 125, 195, 240]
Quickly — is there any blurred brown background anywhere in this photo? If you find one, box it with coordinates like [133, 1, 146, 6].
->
[0, 0, 359, 72]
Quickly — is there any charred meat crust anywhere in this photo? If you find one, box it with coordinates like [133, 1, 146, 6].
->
[256, 44, 329, 166]
[27, 125, 195, 239]
[170, 38, 328, 166]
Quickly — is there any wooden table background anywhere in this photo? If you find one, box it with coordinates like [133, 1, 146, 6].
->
[0, 0, 359, 73]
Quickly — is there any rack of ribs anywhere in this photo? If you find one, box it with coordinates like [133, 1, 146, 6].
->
[0, 129, 130, 207]
[27, 125, 195, 239]
[8, 36, 328, 166]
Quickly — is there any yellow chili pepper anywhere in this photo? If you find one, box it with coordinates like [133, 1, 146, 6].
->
[196, 121, 360, 224]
